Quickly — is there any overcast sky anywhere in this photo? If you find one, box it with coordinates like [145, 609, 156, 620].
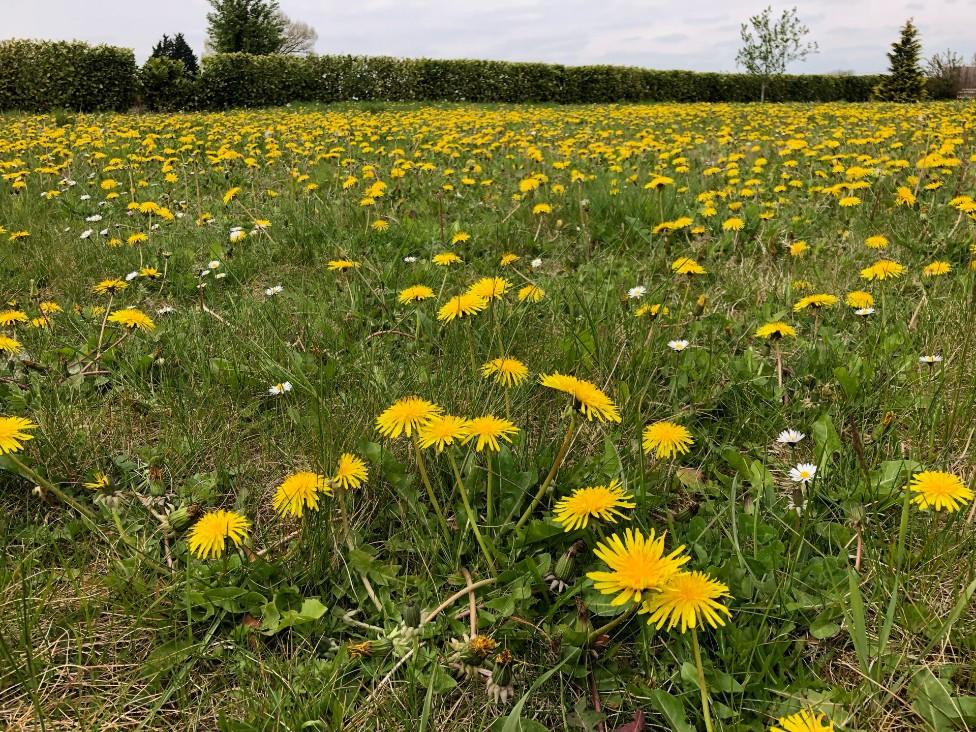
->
[3, 0, 975, 74]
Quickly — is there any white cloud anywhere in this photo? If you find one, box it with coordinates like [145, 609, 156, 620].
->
[1, 0, 974, 73]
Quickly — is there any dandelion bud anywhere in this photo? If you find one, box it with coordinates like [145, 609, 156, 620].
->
[165, 506, 192, 532]
[402, 602, 421, 628]
[486, 650, 515, 704]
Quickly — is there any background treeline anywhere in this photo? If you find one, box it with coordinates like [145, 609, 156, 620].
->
[0, 39, 896, 113]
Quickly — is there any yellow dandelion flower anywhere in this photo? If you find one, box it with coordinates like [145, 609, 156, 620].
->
[468, 277, 511, 301]
[334, 453, 368, 490]
[586, 528, 689, 606]
[481, 357, 529, 387]
[83, 472, 110, 490]
[500, 253, 519, 266]
[464, 415, 519, 452]
[399, 285, 435, 304]
[0, 335, 22, 354]
[327, 259, 360, 271]
[107, 308, 155, 331]
[755, 321, 796, 339]
[0, 415, 36, 454]
[860, 259, 905, 281]
[642, 421, 694, 460]
[438, 292, 487, 322]
[273, 471, 330, 517]
[518, 284, 545, 302]
[908, 471, 973, 513]
[92, 279, 128, 295]
[770, 710, 834, 732]
[418, 414, 470, 452]
[0, 310, 28, 326]
[845, 291, 874, 308]
[922, 260, 951, 277]
[433, 252, 463, 266]
[187, 509, 250, 559]
[451, 231, 470, 245]
[722, 217, 744, 231]
[793, 294, 838, 312]
[671, 257, 706, 275]
[865, 235, 889, 250]
[376, 396, 442, 439]
[641, 571, 732, 633]
[223, 187, 241, 205]
[539, 372, 621, 423]
[553, 479, 635, 531]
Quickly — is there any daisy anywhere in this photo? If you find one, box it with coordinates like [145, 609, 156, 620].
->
[530, 258, 543, 268]
[855, 307, 875, 316]
[919, 355, 943, 364]
[268, 382, 292, 396]
[667, 339, 689, 352]
[776, 429, 805, 445]
[789, 463, 817, 483]
[264, 285, 284, 296]
[627, 286, 647, 300]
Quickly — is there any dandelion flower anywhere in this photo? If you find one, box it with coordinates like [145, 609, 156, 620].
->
[0, 335, 22, 354]
[500, 253, 519, 266]
[464, 415, 519, 452]
[586, 528, 689, 606]
[755, 321, 796, 339]
[722, 216, 744, 231]
[222, 187, 241, 205]
[398, 285, 435, 304]
[83, 472, 110, 490]
[793, 294, 837, 312]
[0, 416, 36, 454]
[865, 235, 889, 250]
[468, 277, 510, 301]
[376, 396, 442, 439]
[418, 414, 470, 452]
[187, 509, 250, 559]
[860, 260, 905, 281]
[482, 357, 529, 387]
[518, 284, 545, 302]
[770, 711, 834, 732]
[107, 308, 155, 331]
[273, 471, 331, 517]
[641, 571, 732, 632]
[923, 261, 951, 277]
[539, 373, 621, 423]
[438, 292, 488, 322]
[553, 479, 635, 531]
[908, 470, 973, 512]
[92, 279, 128, 295]
[334, 453, 368, 490]
[642, 421, 694, 460]
[327, 259, 360, 271]
[671, 257, 706, 275]
[433, 252, 463, 266]
[845, 291, 874, 309]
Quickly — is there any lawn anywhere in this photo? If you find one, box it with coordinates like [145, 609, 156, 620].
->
[1, 101, 976, 731]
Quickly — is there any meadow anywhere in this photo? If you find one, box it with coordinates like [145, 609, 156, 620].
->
[1, 101, 976, 731]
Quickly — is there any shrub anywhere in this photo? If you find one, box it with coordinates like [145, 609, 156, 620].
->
[0, 40, 135, 112]
[139, 58, 196, 112]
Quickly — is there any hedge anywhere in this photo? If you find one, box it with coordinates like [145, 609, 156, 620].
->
[0, 40, 884, 112]
[0, 40, 136, 112]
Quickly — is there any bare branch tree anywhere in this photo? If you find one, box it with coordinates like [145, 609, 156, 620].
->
[276, 11, 318, 55]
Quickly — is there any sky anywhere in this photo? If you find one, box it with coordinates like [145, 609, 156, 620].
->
[3, 0, 975, 74]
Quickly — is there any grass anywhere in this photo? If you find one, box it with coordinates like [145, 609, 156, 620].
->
[1, 100, 975, 731]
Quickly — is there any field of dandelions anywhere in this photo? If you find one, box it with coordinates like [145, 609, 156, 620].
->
[2, 101, 976, 731]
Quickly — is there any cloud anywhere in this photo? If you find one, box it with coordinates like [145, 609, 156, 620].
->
[0, 0, 973, 74]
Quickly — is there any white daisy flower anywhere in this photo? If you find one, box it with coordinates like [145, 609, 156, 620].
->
[404, 256, 418, 263]
[531, 258, 543, 268]
[855, 307, 874, 316]
[667, 339, 689, 352]
[79, 229, 93, 239]
[789, 463, 817, 483]
[86, 214, 103, 222]
[268, 381, 292, 396]
[214, 272, 227, 280]
[264, 285, 283, 296]
[919, 355, 942, 364]
[776, 429, 805, 445]
[99, 228, 109, 236]
[208, 260, 221, 270]
[125, 271, 139, 281]
[156, 305, 176, 315]
[627, 286, 647, 300]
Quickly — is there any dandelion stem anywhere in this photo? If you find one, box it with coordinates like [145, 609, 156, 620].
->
[509, 414, 576, 535]
[587, 606, 635, 645]
[412, 436, 452, 543]
[691, 627, 714, 732]
[447, 451, 496, 573]
[895, 484, 913, 570]
[486, 452, 494, 529]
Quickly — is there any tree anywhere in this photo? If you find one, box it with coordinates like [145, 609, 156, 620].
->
[276, 12, 318, 55]
[874, 20, 926, 102]
[206, 0, 285, 55]
[925, 48, 964, 99]
[150, 33, 199, 77]
[736, 6, 818, 102]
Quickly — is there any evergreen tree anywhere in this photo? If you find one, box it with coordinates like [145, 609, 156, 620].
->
[206, 0, 285, 55]
[150, 33, 198, 77]
[875, 20, 927, 102]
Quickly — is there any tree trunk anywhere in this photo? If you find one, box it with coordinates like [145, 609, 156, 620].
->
[760, 81, 766, 103]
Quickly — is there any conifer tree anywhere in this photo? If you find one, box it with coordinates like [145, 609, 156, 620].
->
[875, 20, 927, 102]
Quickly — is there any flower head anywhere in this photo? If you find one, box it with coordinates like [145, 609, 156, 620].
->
[187, 509, 250, 559]
[908, 470, 973, 512]
[554, 479, 635, 531]
[376, 396, 442, 439]
[0, 335, 22, 354]
[273, 472, 331, 517]
[438, 292, 487, 322]
[642, 421, 694, 460]
[268, 381, 292, 396]
[92, 279, 127, 295]
[433, 252, 463, 266]
[467, 277, 510, 301]
[671, 257, 706, 275]
[776, 429, 805, 445]
[793, 294, 838, 312]
[481, 357, 529, 387]
[845, 291, 874, 309]
[0, 416, 36, 454]
[539, 373, 621, 423]
[418, 414, 470, 452]
[399, 285, 435, 304]
[789, 463, 817, 483]
[327, 259, 360, 271]
[464, 415, 519, 452]
[518, 284, 545, 302]
[770, 711, 834, 732]
[923, 261, 951, 277]
[107, 308, 155, 331]
[755, 321, 796, 339]
[586, 528, 689, 606]
[0, 310, 29, 326]
[860, 259, 905, 281]
[334, 453, 368, 490]
[641, 571, 732, 633]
